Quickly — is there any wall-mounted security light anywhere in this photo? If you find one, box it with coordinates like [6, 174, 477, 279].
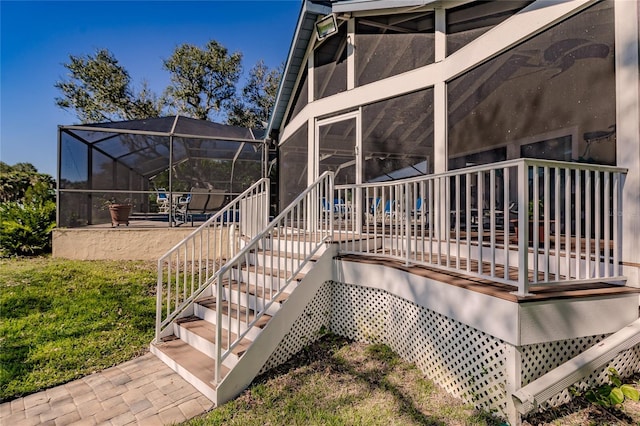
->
[316, 14, 338, 40]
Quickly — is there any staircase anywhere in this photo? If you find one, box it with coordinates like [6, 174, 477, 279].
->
[150, 173, 336, 405]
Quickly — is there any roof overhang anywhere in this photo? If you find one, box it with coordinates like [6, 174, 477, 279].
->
[267, 0, 332, 139]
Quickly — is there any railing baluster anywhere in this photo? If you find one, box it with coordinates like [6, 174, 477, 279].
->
[428, 180, 434, 264]
[490, 169, 496, 277]
[533, 166, 540, 282]
[564, 169, 571, 280]
[454, 175, 460, 270]
[595, 171, 601, 278]
[478, 171, 484, 275]
[613, 172, 621, 277]
[585, 171, 592, 279]
[576, 170, 582, 279]
[465, 175, 471, 273]
[543, 166, 550, 282]
[554, 168, 561, 281]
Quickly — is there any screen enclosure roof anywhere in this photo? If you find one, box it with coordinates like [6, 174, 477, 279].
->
[59, 115, 267, 178]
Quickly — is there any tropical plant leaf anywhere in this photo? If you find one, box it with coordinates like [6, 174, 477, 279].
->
[621, 384, 640, 402]
[609, 387, 625, 405]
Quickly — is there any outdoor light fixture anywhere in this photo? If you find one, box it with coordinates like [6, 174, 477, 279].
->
[316, 14, 338, 40]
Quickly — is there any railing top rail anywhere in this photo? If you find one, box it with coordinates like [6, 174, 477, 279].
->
[158, 177, 269, 262]
[336, 159, 628, 190]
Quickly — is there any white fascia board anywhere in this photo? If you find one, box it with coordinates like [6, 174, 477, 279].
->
[333, 0, 439, 14]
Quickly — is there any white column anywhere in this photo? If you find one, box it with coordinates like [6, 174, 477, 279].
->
[505, 344, 523, 426]
[308, 55, 316, 186]
[615, 0, 640, 288]
[310, 117, 316, 186]
[433, 7, 448, 174]
[434, 8, 449, 238]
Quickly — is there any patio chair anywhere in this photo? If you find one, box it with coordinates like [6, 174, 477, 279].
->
[175, 188, 228, 226]
[156, 188, 170, 213]
[383, 199, 396, 223]
[413, 198, 428, 225]
[207, 191, 226, 212]
[172, 193, 191, 225]
[365, 197, 382, 224]
[321, 198, 345, 219]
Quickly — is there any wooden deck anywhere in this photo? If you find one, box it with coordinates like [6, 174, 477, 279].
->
[337, 253, 639, 304]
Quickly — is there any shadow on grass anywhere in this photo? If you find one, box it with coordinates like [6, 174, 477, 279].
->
[241, 333, 503, 425]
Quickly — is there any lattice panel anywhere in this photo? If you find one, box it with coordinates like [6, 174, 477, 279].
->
[258, 282, 332, 374]
[328, 283, 509, 417]
[259, 279, 639, 420]
[522, 338, 640, 409]
[329, 283, 389, 343]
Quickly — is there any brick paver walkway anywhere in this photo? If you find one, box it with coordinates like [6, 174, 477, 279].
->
[0, 353, 213, 425]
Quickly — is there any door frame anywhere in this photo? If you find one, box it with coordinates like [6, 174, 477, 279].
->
[314, 110, 362, 185]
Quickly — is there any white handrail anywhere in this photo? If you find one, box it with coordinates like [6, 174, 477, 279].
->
[214, 171, 334, 383]
[334, 158, 627, 295]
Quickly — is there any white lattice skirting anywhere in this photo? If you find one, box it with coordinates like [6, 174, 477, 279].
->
[261, 281, 640, 420]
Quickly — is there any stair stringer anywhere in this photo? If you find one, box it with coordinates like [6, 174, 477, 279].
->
[214, 243, 337, 405]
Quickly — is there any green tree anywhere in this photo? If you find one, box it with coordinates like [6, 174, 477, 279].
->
[163, 40, 242, 121]
[55, 49, 162, 123]
[0, 162, 54, 203]
[227, 60, 282, 130]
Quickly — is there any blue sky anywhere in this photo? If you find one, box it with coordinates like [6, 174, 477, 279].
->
[0, 0, 301, 177]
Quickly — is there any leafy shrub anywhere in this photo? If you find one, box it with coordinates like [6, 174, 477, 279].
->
[585, 368, 640, 408]
[0, 169, 56, 257]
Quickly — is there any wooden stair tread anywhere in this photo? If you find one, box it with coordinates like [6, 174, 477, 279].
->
[257, 250, 322, 261]
[226, 281, 291, 304]
[175, 316, 252, 356]
[239, 264, 307, 282]
[196, 297, 272, 328]
[153, 337, 229, 385]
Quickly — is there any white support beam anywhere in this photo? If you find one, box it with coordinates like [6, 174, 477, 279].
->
[347, 18, 355, 90]
[435, 7, 446, 62]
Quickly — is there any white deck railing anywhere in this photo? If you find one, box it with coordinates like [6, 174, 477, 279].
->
[155, 178, 270, 342]
[334, 159, 627, 296]
[213, 171, 334, 382]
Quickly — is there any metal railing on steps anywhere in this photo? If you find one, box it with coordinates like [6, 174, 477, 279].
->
[155, 178, 270, 342]
[213, 171, 334, 383]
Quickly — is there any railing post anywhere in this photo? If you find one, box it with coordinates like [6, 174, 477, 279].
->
[614, 172, 623, 277]
[215, 275, 222, 384]
[155, 260, 163, 343]
[329, 176, 335, 240]
[515, 161, 531, 296]
[405, 182, 411, 266]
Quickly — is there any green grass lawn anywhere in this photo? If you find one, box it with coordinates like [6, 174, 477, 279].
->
[0, 256, 157, 402]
